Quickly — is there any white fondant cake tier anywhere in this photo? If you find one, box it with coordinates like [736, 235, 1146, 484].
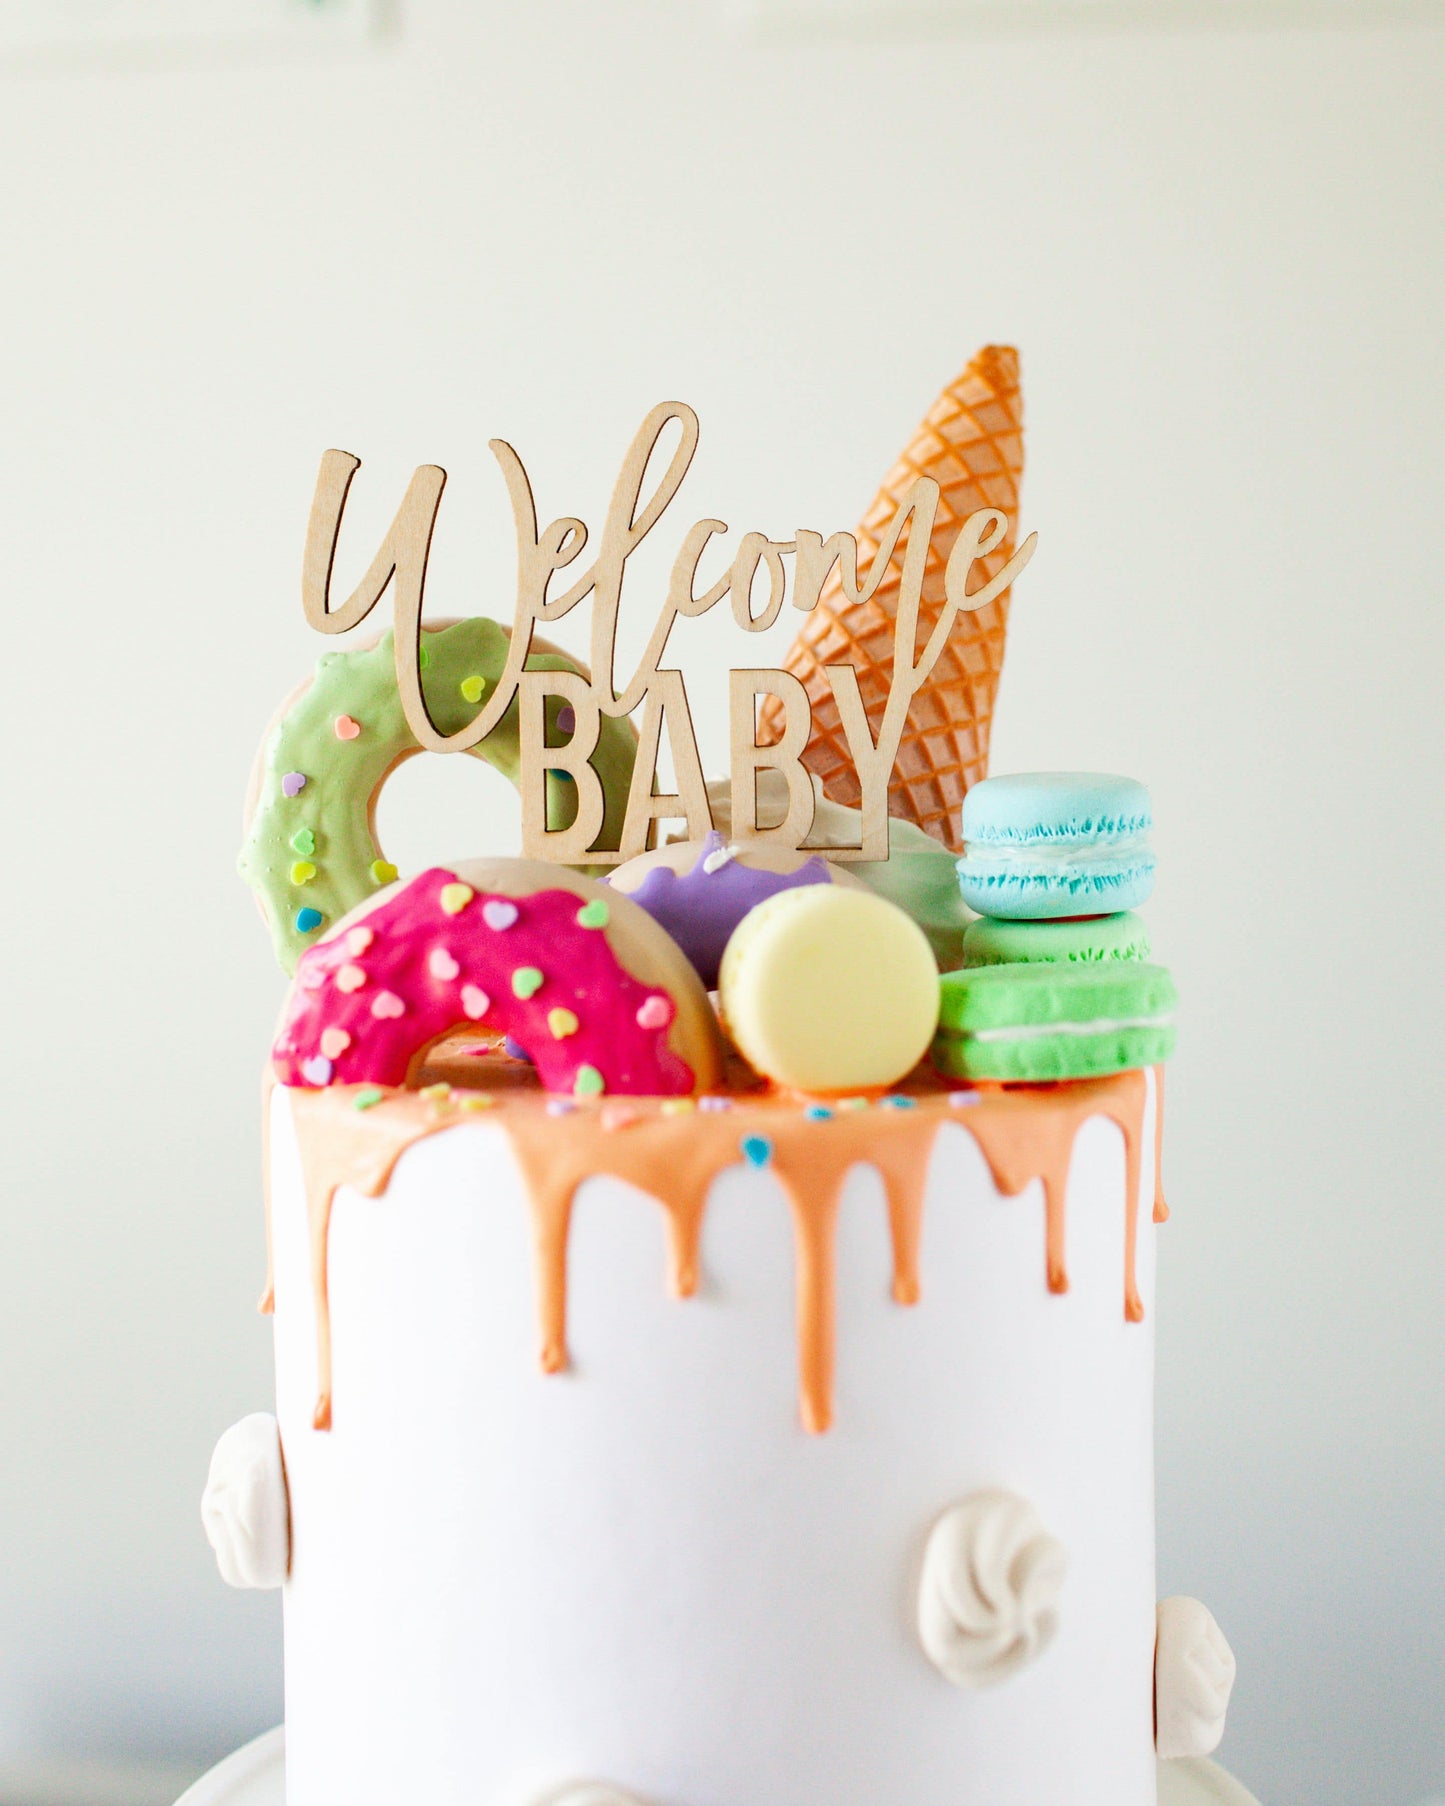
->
[269, 1072, 1159, 1806]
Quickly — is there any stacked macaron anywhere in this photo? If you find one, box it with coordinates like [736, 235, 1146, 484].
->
[935, 773, 1175, 1083]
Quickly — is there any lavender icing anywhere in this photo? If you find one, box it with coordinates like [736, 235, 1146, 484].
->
[618, 833, 833, 989]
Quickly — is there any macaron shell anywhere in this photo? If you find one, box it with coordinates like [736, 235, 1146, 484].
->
[931, 1018, 1176, 1083]
[960, 771, 1153, 846]
[956, 850, 1156, 920]
[719, 886, 939, 1092]
[960, 911, 1151, 967]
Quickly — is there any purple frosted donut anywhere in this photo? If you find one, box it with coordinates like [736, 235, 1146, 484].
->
[609, 832, 855, 991]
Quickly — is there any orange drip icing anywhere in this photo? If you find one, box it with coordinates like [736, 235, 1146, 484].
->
[277, 1064, 1155, 1435]
[1153, 1064, 1170, 1223]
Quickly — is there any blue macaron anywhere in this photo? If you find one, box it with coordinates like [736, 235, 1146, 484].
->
[956, 772, 1156, 920]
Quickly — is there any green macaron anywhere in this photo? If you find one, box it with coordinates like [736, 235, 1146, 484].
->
[933, 961, 1177, 1083]
[960, 911, 1151, 969]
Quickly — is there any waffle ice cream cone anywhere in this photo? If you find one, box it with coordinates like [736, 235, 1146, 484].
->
[761, 345, 1025, 852]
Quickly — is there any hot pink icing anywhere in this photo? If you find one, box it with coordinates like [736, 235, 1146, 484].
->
[272, 867, 693, 1097]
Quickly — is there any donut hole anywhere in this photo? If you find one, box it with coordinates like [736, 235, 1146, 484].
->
[373, 750, 524, 879]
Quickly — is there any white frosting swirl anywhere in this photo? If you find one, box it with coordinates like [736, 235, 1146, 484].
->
[1155, 1596, 1236, 1759]
[202, 1413, 290, 1590]
[917, 1491, 1068, 1688]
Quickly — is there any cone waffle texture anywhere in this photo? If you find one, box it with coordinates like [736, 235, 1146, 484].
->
[761, 345, 1024, 851]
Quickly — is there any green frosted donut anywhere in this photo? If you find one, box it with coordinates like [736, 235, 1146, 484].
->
[239, 618, 637, 974]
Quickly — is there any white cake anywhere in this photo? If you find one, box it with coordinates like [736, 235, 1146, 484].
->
[247, 1063, 1166, 1806]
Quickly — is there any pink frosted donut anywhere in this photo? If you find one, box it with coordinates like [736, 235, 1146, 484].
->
[272, 860, 723, 1099]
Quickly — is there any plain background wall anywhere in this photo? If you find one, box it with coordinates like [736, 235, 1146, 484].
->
[1, 3, 1442, 1802]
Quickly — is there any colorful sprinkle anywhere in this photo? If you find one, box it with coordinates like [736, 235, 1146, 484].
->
[371, 990, 405, 1020]
[420, 1082, 451, 1104]
[353, 1087, 384, 1111]
[482, 899, 519, 931]
[319, 1027, 351, 1060]
[547, 1007, 579, 1040]
[297, 963, 326, 991]
[334, 715, 362, 741]
[741, 1134, 772, 1168]
[290, 860, 317, 886]
[804, 1104, 835, 1122]
[512, 966, 544, 1000]
[428, 948, 460, 981]
[601, 1103, 640, 1132]
[698, 1095, 733, 1112]
[503, 1033, 529, 1058]
[660, 1097, 695, 1117]
[459, 674, 487, 704]
[290, 828, 316, 857]
[837, 1097, 869, 1112]
[346, 927, 375, 956]
[577, 899, 609, 929]
[635, 993, 674, 1032]
[295, 907, 323, 934]
[371, 860, 399, 885]
[461, 984, 492, 1021]
[881, 1095, 917, 1110]
[457, 1093, 496, 1112]
[440, 882, 475, 916]
[300, 1055, 333, 1086]
[335, 964, 367, 993]
[546, 1098, 577, 1116]
[573, 1064, 605, 1098]
[281, 771, 307, 798]
[949, 1090, 982, 1109]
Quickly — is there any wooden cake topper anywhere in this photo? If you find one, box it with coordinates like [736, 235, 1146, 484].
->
[301, 401, 1037, 863]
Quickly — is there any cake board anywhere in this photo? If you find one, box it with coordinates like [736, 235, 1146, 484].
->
[173, 1727, 1264, 1806]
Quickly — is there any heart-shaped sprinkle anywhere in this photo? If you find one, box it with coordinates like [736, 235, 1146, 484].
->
[573, 1064, 605, 1098]
[459, 674, 487, 704]
[371, 859, 399, 885]
[576, 899, 609, 929]
[698, 1095, 733, 1112]
[546, 1098, 576, 1117]
[949, 1090, 982, 1108]
[371, 991, 405, 1020]
[320, 1027, 352, 1060]
[429, 948, 460, 981]
[511, 966, 544, 1000]
[741, 1134, 772, 1168]
[335, 964, 367, 993]
[482, 899, 518, 931]
[353, 1087, 384, 1111]
[837, 1096, 869, 1112]
[295, 907, 323, 934]
[298, 962, 326, 990]
[290, 827, 316, 857]
[440, 882, 475, 916]
[301, 1055, 333, 1087]
[635, 994, 674, 1032]
[281, 771, 307, 798]
[547, 1007, 579, 1039]
[601, 1103, 640, 1132]
[660, 1098, 695, 1117]
[458, 1093, 496, 1112]
[702, 846, 734, 875]
[290, 860, 317, 885]
[346, 926, 374, 956]
[419, 1082, 451, 1103]
[334, 715, 361, 741]
[804, 1104, 834, 1122]
[461, 985, 491, 1020]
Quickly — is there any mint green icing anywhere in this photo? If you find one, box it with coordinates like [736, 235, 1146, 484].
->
[239, 619, 637, 975]
[960, 911, 1151, 968]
